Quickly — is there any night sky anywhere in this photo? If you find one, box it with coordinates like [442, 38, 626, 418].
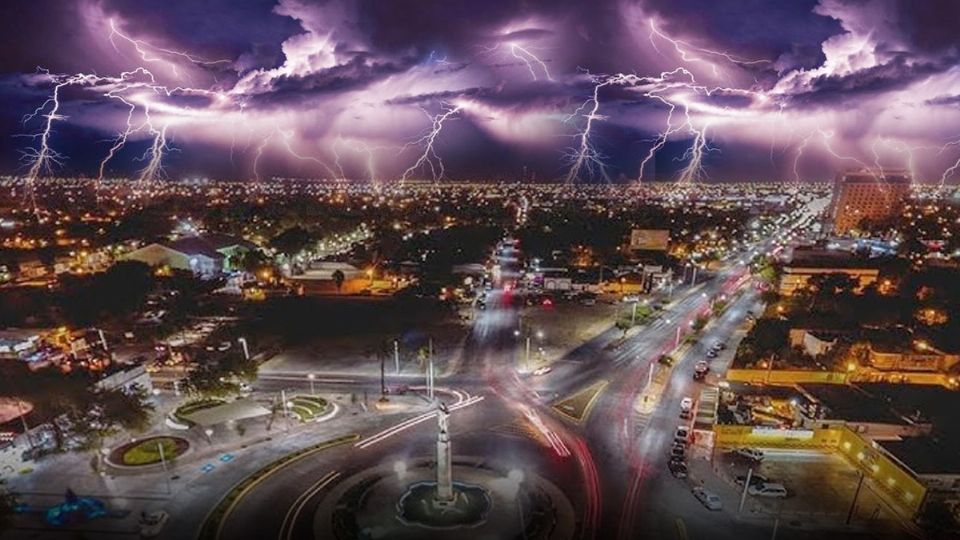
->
[3, 0, 960, 183]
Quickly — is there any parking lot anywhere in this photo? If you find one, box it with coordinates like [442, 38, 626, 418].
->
[714, 448, 904, 529]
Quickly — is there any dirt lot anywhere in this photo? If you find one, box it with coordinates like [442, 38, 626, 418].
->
[518, 296, 621, 364]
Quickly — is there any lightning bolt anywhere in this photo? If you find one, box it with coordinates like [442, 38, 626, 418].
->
[509, 44, 553, 81]
[399, 103, 461, 184]
[565, 68, 720, 184]
[108, 18, 231, 80]
[648, 20, 769, 79]
[251, 127, 339, 181]
[936, 138, 960, 186]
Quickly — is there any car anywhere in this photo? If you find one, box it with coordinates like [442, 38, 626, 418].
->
[732, 447, 765, 462]
[679, 409, 692, 420]
[706, 349, 718, 358]
[139, 510, 169, 538]
[532, 366, 553, 376]
[669, 444, 686, 458]
[748, 482, 788, 498]
[692, 487, 723, 511]
[695, 361, 710, 374]
[714, 341, 727, 350]
[734, 473, 770, 487]
[622, 294, 640, 303]
[668, 459, 688, 479]
[680, 397, 694, 412]
[238, 382, 253, 395]
[674, 426, 690, 444]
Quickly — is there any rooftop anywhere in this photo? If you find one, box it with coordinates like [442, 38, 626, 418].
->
[799, 383, 909, 425]
[878, 437, 960, 476]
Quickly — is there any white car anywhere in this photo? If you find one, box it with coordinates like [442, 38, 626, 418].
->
[680, 397, 694, 412]
[692, 487, 723, 511]
[733, 447, 765, 462]
[748, 482, 788, 498]
[622, 295, 640, 303]
[139, 510, 169, 538]
[532, 366, 553, 376]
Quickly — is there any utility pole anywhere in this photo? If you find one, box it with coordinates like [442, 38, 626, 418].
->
[380, 354, 387, 401]
[428, 338, 435, 400]
[738, 467, 753, 514]
[525, 336, 531, 371]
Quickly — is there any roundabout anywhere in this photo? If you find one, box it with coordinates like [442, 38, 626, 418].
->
[316, 459, 574, 540]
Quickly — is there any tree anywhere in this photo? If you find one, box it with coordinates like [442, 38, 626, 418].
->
[72, 385, 154, 470]
[332, 269, 345, 293]
[269, 226, 313, 257]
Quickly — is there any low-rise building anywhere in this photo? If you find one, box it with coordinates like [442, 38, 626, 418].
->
[778, 248, 879, 296]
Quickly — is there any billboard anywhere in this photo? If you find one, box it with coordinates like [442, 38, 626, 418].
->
[629, 229, 670, 251]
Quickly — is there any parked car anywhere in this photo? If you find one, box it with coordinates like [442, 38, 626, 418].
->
[622, 294, 640, 303]
[706, 349, 718, 358]
[734, 473, 769, 487]
[669, 444, 686, 458]
[674, 426, 690, 444]
[139, 511, 169, 538]
[748, 482, 788, 498]
[692, 487, 723, 511]
[668, 459, 688, 479]
[532, 366, 553, 376]
[680, 397, 694, 412]
[732, 447, 765, 463]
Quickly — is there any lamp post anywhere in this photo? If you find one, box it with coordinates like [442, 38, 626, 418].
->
[394, 339, 400, 374]
[238, 337, 249, 361]
[307, 373, 316, 395]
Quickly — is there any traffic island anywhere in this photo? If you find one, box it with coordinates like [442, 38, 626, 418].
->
[107, 436, 190, 467]
[316, 460, 574, 540]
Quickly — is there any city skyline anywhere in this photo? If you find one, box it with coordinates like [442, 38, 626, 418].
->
[3, 0, 960, 183]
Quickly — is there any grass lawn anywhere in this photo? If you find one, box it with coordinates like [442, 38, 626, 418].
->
[117, 436, 189, 466]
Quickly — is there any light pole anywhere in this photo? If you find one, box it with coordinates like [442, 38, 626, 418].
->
[157, 440, 172, 494]
[238, 337, 249, 361]
[846, 470, 865, 525]
[738, 467, 753, 514]
[394, 340, 400, 374]
[307, 373, 316, 395]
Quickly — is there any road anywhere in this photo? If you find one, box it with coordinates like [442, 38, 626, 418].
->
[198, 222, 907, 540]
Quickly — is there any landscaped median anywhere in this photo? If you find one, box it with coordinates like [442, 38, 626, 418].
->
[282, 395, 331, 422]
[198, 433, 360, 540]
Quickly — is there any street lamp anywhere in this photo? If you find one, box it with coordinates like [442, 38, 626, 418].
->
[307, 373, 316, 395]
[238, 337, 250, 361]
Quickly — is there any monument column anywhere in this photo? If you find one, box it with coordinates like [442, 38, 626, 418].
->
[436, 403, 454, 503]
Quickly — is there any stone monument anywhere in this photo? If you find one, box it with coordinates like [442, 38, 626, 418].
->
[434, 402, 454, 504]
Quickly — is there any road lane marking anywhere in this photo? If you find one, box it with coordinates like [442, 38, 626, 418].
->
[279, 470, 341, 540]
[675, 517, 688, 540]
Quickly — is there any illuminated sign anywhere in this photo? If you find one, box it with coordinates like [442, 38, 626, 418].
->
[750, 426, 814, 439]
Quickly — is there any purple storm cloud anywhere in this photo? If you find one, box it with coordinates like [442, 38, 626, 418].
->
[4, 0, 960, 184]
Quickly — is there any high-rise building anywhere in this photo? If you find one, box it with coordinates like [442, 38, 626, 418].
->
[828, 168, 911, 235]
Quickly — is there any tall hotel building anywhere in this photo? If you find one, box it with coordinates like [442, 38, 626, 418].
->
[828, 168, 911, 235]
